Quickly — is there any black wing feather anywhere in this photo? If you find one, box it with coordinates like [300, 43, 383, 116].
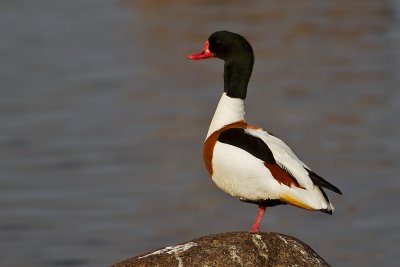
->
[218, 128, 276, 164]
[306, 169, 342, 195]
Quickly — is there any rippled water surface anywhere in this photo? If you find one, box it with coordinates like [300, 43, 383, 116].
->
[1, 0, 399, 266]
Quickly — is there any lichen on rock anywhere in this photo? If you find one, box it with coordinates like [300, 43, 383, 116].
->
[111, 232, 330, 267]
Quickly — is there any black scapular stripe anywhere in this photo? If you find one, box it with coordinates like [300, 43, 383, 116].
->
[218, 128, 276, 164]
[306, 169, 342, 195]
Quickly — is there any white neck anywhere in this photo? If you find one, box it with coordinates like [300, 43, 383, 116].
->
[206, 92, 245, 138]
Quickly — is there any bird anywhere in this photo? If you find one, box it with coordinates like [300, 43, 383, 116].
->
[187, 31, 342, 233]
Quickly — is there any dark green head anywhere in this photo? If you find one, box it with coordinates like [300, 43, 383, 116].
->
[188, 31, 255, 99]
[208, 31, 254, 63]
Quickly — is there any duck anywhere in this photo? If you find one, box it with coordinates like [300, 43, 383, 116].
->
[187, 31, 342, 233]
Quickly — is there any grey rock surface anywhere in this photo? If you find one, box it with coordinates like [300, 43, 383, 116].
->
[111, 232, 330, 267]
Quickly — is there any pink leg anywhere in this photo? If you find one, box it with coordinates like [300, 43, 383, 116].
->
[249, 205, 266, 233]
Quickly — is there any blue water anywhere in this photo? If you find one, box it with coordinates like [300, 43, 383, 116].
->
[1, 1, 399, 266]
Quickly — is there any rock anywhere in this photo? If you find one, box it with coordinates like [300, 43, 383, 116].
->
[111, 232, 330, 267]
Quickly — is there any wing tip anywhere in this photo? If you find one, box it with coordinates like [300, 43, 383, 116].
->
[306, 169, 342, 195]
[319, 208, 333, 215]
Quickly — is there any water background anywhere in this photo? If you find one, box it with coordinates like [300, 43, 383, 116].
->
[1, 0, 399, 266]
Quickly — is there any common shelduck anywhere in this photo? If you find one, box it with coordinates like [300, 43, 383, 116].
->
[187, 31, 342, 233]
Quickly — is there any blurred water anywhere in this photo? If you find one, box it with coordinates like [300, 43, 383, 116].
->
[0, 0, 399, 266]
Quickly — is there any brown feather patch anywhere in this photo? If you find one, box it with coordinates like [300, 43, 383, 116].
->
[203, 120, 259, 176]
[264, 163, 304, 189]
